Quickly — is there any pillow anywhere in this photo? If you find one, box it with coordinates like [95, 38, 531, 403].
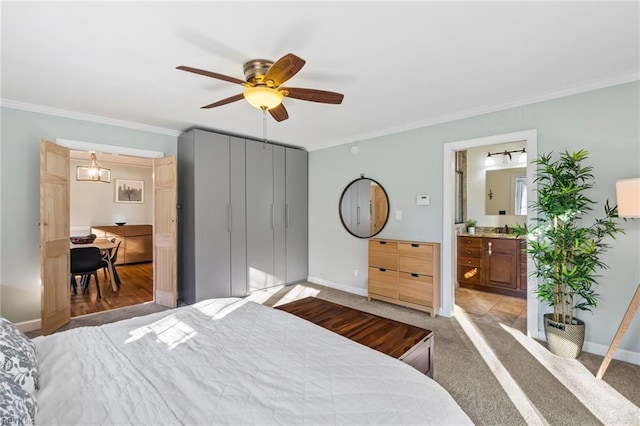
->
[0, 369, 37, 425]
[0, 316, 38, 395]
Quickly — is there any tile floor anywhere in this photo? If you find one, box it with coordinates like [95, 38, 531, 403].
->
[455, 286, 527, 333]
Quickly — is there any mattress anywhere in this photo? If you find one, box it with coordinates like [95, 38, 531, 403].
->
[34, 298, 471, 425]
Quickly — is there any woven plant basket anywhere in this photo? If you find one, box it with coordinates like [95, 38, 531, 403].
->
[543, 313, 585, 359]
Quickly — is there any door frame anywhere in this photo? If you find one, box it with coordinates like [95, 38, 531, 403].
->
[441, 129, 539, 339]
[53, 138, 166, 309]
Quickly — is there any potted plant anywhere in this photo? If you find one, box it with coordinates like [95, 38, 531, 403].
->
[465, 219, 477, 234]
[514, 150, 623, 358]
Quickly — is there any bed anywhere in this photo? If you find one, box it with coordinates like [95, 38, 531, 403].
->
[2, 297, 472, 425]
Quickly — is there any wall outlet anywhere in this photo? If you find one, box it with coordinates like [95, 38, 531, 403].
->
[395, 210, 403, 220]
[354, 268, 359, 277]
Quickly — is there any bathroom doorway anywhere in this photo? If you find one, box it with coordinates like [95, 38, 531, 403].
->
[441, 129, 539, 339]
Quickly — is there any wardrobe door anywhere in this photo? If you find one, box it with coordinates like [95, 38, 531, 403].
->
[285, 148, 308, 283]
[229, 137, 247, 296]
[246, 141, 274, 291]
[194, 131, 231, 300]
[273, 145, 286, 286]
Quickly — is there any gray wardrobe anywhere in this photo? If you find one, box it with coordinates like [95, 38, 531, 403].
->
[178, 129, 308, 304]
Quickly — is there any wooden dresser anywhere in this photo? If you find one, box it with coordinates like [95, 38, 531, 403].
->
[368, 238, 440, 317]
[457, 235, 526, 298]
[91, 224, 153, 264]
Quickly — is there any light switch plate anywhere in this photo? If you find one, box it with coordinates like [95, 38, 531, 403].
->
[416, 194, 431, 206]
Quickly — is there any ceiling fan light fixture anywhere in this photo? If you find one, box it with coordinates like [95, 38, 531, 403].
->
[243, 86, 284, 110]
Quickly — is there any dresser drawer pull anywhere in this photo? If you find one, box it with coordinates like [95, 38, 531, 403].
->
[379, 268, 386, 272]
[467, 260, 472, 264]
[411, 243, 419, 247]
[411, 273, 419, 277]
[379, 241, 387, 245]
[467, 250, 472, 255]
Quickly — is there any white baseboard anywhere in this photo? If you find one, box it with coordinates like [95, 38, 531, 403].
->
[307, 276, 368, 297]
[15, 319, 41, 333]
[538, 331, 640, 366]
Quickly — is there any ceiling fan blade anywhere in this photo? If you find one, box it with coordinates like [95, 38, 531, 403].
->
[201, 93, 244, 109]
[282, 87, 344, 104]
[176, 65, 249, 86]
[264, 53, 306, 87]
[269, 104, 289, 122]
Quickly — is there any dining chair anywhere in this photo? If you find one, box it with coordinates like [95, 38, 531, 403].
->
[70, 247, 103, 299]
[102, 240, 122, 288]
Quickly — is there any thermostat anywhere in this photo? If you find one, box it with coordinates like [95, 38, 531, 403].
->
[416, 194, 431, 206]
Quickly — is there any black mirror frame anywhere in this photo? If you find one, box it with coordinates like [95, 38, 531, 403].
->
[338, 175, 390, 239]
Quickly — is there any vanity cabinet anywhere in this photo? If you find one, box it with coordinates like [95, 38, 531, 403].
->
[368, 238, 440, 317]
[457, 235, 526, 298]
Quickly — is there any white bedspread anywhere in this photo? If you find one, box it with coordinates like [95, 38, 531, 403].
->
[35, 298, 471, 425]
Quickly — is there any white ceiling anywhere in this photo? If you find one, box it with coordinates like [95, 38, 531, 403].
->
[2, 1, 638, 151]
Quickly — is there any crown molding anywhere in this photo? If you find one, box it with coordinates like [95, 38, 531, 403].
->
[312, 71, 640, 151]
[0, 99, 182, 137]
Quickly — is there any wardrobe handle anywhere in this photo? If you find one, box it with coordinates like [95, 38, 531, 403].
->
[286, 204, 290, 228]
[379, 268, 386, 272]
[411, 273, 419, 277]
[487, 242, 492, 256]
[379, 241, 387, 245]
[411, 243, 419, 247]
[227, 204, 232, 233]
[271, 204, 275, 229]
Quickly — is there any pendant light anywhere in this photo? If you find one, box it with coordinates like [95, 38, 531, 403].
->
[76, 152, 111, 183]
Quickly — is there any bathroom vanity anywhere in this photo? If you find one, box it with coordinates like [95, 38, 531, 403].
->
[457, 233, 526, 298]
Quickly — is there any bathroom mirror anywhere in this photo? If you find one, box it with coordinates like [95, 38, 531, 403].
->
[485, 167, 527, 215]
[339, 176, 389, 238]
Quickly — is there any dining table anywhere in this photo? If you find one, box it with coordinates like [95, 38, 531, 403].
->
[70, 238, 119, 291]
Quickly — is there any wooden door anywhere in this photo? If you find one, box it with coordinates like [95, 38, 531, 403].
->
[153, 156, 177, 307]
[40, 140, 70, 335]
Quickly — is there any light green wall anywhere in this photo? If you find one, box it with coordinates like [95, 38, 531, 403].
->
[0, 107, 177, 322]
[309, 81, 640, 354]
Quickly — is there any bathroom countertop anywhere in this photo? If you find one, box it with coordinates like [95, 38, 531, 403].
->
[458, 232, 524, 239]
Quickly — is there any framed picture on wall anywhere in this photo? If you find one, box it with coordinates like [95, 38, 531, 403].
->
[115, 179, 144, 203]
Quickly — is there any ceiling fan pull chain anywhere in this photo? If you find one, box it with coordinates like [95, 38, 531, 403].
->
[262, 106, 268, 148]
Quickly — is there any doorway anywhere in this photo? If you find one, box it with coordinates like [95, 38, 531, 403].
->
[69, 150, 154, 317]
[441, 129, 539, 339]
[40, 138, 177, 335]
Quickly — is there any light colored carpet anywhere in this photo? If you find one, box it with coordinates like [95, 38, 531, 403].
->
[33, 283, 640, 425]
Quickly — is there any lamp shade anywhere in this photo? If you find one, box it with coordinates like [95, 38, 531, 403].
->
[243, 86, 284, 110]
[616, 178, 640, 218]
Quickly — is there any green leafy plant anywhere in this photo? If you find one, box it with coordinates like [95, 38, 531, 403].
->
[465, 219, 477, 228]
[514, 150, 623, 325]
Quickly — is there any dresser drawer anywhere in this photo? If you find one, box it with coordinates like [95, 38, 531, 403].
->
[398, 243, 434, 275]
[398, 272, 433, 306]
[369, 240, 398, 270]
[368, 267, 398, 299]
[458, 236, 482, 248]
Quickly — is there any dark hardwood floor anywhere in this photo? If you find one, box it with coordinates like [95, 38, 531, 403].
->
[71, 262, 153, 318]
[276, 297, 431, 358]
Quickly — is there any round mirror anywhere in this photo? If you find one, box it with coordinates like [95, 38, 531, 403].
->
[339, 176, 390, 238]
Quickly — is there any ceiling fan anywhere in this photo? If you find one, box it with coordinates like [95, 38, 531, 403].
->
[176, 53, 344, 122]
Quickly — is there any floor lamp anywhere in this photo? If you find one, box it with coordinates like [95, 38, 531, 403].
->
[596, 178, 640, 379]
